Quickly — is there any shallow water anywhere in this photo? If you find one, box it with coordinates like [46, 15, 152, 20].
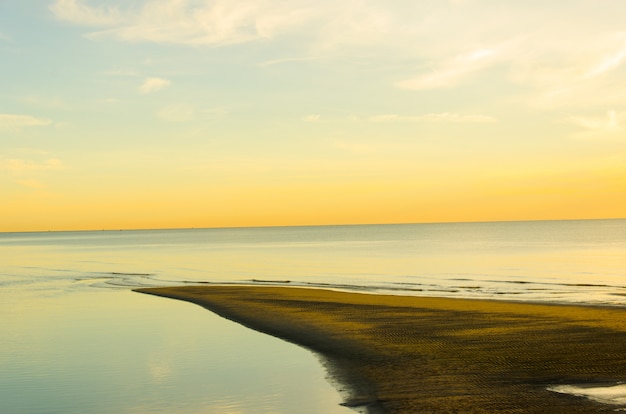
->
[0, 284, 350, 414]
[2, 219, 626, 413]
[2, 219, 625, 305]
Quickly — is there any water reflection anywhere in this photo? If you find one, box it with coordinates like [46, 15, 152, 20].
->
[3, 220, 626, 413]
[0, 286, 351, 413]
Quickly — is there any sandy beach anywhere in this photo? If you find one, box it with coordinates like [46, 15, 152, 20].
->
[136, 286, 626, 413]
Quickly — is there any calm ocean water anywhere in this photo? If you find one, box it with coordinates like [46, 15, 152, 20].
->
[2, 219, 626, 413]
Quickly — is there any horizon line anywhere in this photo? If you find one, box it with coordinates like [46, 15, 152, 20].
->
[1, 216, 624, 235]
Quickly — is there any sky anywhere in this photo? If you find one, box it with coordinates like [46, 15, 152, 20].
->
[1, 0, 626, 232]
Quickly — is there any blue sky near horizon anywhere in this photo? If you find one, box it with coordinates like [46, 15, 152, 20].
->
[1, 1, 626, 231]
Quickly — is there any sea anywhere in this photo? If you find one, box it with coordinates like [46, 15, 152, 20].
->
[1, 219, 626, 413]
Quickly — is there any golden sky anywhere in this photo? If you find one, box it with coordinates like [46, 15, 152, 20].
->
[1, 1, 626, 231]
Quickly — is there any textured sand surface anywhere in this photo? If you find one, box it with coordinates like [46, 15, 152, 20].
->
[136, 286, 626, 413]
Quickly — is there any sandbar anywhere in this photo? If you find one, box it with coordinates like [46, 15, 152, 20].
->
[135, 286, 626, 413]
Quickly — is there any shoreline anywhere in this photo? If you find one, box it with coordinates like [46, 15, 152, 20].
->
[136, 285, 626, 413]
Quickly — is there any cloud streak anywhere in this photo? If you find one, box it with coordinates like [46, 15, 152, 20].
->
[581, 33, 626, 80]
[369, 113, 497, 123]
[396, 48, 498, 90]
[0, 158, 65, 174]
[0, 114, 52, 129]
[302, 114, 320, 122]
[50, 0, 124, 26]
[565, 110, 624, 140]
[140, 77, 170, 94]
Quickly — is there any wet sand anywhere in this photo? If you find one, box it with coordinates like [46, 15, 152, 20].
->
[136, 286, 626, 413]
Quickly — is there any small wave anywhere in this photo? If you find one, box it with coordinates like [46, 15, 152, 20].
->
[548, 383, 626, 406]
[249, 279, 292, 284]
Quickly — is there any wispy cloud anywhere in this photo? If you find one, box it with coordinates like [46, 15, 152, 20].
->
[510, 31, 626, 109]
[581, 33, 626, 80]
[396, 48, 498, 90]
[140, 77, 170, 94]
[369, 113, 497, 123]
[0, 158, 65, 174]
[0, 114, 53, 129]
[391, 10, 626, 110]
[50, 0, 124, 26]
[565, 110, 624, 140]
[51, 0, 314, 46]
[49, 1, 626, 112]
[1, 157, 66, 191]
[302, 114, 321, 122]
